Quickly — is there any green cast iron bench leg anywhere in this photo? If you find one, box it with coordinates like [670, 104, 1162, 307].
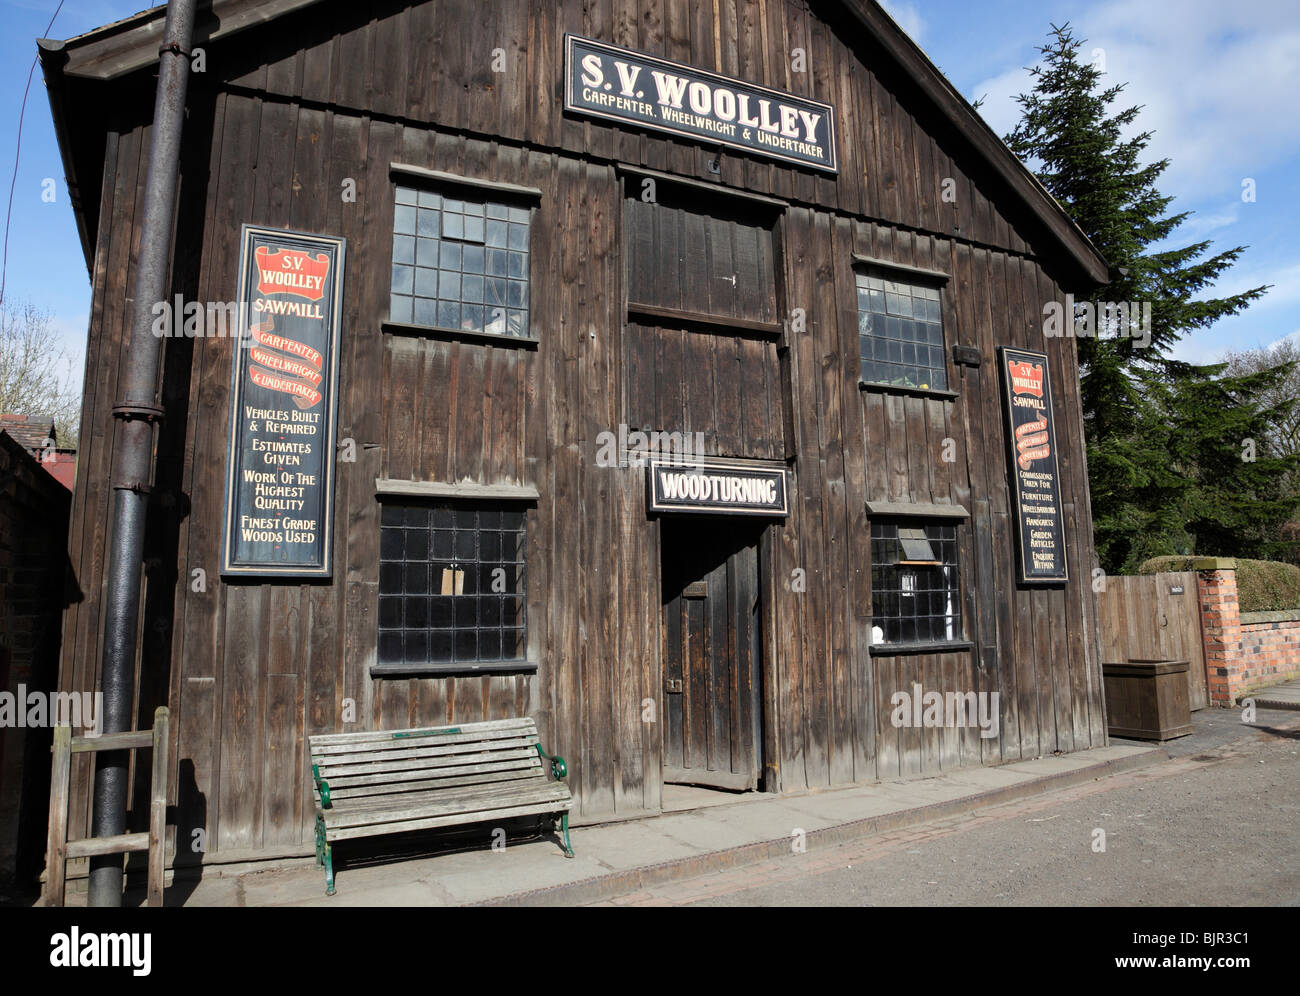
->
[315, 803, 336, 895]
[558, 812, 574, 858]
[536, 744, 574, 858]
[314, 765, 338, 894]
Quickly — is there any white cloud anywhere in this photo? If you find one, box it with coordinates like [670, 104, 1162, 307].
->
[1171, 205, 1240, 241]
[1168, 334, 1228, 364]
[879, 0, 925, 44]
[971, 0, 1300, 203]
[1207, 259, 1300, 307]
[969, 64, 1033, 141]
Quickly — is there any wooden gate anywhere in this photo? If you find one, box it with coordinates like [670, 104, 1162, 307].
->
[1098, 571, 1208, 711]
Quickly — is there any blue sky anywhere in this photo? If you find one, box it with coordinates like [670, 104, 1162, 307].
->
[1, 0, 1297, 394]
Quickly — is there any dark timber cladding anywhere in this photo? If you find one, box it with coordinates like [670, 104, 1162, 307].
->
[43, 0, 1110, 864]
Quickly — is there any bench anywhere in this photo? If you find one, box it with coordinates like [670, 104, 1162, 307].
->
[309, 717, 573, 895]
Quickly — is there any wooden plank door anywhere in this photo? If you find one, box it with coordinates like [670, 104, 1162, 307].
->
[1098, 572, 1208, 710]
[661, 519, 762, 790]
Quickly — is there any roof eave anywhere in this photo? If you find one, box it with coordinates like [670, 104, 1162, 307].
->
[38, 37, 97, 275]
[830, 0, 1110, 287]
[53, 0, 324, 81]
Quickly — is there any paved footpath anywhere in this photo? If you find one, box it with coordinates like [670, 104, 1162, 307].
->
[592, 715, 1300, 906]
[40, 708, 1295, 907]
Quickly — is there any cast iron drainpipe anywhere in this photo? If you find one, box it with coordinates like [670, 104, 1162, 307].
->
[88, 0, 196, 907]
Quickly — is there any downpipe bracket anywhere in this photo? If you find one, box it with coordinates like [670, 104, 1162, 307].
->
[110, 401, 165, 422]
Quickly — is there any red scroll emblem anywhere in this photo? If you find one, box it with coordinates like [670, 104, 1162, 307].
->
[254, 247, 331, 301]
[247, 320, 323, 408]
[1007, 359, 1044, 398]
[1014, 417, 1051, 469]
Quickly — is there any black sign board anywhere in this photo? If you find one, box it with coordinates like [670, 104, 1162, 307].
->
[998, 347, 1068, 584]
[565, 34, 838, 174]
[221, 225, 346, 577]
[648, 459, 788, 517]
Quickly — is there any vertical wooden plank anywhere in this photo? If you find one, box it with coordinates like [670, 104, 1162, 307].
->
[261, 671, 303, 846]
[344, 113, 395, 743]
[874, 656, 899, 778]
[218, 585, 267, 850]
[815, 213, 851, 786]
[43, 726, 71, 906]
[922, 653, 941, 774]
[147, 708, 170, 907]
[549, 152, 585, 810]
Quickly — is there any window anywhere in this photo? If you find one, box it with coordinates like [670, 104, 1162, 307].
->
[870, 520, 961, 646]
[856, 273, 946, 390]
[378, 502, 527, 670]
[390, 185, 531, 338]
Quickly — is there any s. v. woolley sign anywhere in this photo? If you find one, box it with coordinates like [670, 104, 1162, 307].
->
[564, 35, 838, 173]
[221, 225, 346, 577]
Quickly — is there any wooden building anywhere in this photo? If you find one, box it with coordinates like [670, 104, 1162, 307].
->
[42, 0, 1110, 868]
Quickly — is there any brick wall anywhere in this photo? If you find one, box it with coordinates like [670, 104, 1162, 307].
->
[1196, 568, 1242, 707]
[0, 432, 72, 888]
[1238, 612, 1300, 696]
[1195, 561, 1300, 706]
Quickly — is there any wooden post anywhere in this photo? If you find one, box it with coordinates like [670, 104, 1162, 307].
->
[147, 706, 170, 907]
[43, 725, 72, 907]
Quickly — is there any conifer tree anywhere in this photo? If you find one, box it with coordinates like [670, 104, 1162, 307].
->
[1003, 23, 1292, 572]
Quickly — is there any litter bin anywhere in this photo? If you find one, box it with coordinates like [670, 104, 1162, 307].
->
[1102, 659, 1194, 741]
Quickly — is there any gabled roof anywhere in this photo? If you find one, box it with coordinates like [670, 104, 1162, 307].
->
[39, 0, 1109, 285]
[0, 412, 59, 450]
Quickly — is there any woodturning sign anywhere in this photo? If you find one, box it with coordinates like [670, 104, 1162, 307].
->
[221, 225, 346, 577]
[998, 346, 1068, 584]
[565, 35, 838, 173]
[648, 459, 788, 517]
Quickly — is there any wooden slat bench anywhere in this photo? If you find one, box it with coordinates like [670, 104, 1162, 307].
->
[309, 717, 573, 895]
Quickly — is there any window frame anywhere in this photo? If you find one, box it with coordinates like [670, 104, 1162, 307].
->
[373, 497, 535, 677]
[868, 517, 968, 655]
[384, 165, 542, 348]
[852, 256, 954, 400]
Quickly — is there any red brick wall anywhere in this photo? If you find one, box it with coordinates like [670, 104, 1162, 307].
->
[1238, 615, 1300, 695]
[1196, 564, 1300, 706]
[1196, 569, 1242, 707]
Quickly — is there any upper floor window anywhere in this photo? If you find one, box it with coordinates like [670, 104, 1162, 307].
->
[390, 185, 531, 338]
[857, 273, 946, 390]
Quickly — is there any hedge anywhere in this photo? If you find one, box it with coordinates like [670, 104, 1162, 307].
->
[1138, 556, 1300, 612]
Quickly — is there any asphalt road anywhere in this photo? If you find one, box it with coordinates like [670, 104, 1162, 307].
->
[605, 721, 1300, 906]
